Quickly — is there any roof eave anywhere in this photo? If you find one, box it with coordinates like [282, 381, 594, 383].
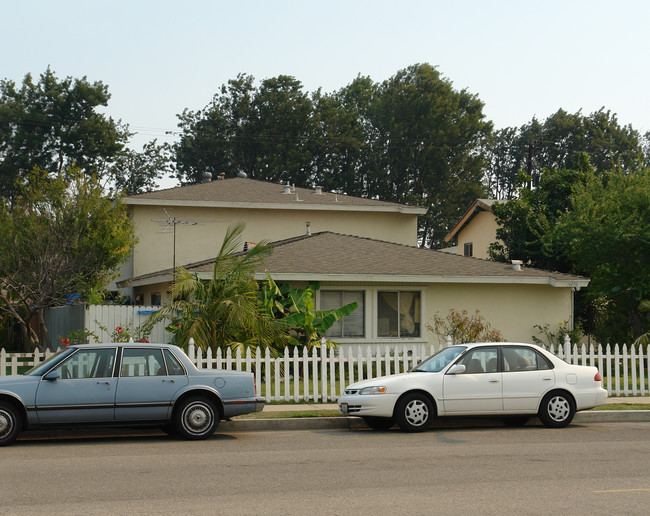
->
[125, 197, 427, 215]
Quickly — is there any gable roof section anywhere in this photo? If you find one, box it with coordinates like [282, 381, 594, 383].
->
[126, 177, 426, 215]
[119, 232, 589, 289]
[444, 198, 497, 243]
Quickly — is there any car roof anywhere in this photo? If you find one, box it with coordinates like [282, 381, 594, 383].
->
[70, 342, 176, 349]
[459, 342, 543, 349]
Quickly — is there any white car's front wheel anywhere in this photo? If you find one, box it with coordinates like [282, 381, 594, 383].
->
[395, 393, 434, 432]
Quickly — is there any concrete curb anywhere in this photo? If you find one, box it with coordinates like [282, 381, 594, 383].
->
[223, 410, 650, 432]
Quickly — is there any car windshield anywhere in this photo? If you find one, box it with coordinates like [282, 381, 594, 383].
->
[23, 348, 74, 376]
[411, 346, 467, 373]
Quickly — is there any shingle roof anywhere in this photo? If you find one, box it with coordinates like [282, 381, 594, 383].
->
[126, 177, 426, 214]
[120, 232, 589, 288]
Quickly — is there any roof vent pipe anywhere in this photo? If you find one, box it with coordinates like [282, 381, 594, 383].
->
[306, 221, 312, 236]
[283, 184, 291, 194]
[314, 186, 323, 194]
[201, 171, 212, 182]
[511, 260, 523, 271]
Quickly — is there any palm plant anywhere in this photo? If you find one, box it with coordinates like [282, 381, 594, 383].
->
[633, 299, 650, 347]
[149, 222, 289, 353]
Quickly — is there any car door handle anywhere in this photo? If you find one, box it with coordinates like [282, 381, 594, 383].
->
[97, 381, 111, 385]
[162, 379, 176, 383]
[543, 377, 553, 381]
[489, 379, 500, 383]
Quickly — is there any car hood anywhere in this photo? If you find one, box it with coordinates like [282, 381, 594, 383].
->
[0, 374, 41, 389]
[346, 371, 425, 390]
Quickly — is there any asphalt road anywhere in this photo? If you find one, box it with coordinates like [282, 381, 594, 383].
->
[2, 422, 649, 515]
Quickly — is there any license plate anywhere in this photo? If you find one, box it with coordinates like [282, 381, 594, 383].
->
[340, 403, 348, 414]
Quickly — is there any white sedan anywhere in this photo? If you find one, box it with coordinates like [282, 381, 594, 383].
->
[338, 342, 607, 431]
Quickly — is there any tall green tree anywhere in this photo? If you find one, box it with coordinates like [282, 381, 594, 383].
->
[371, 64, 491, 247]
[0, 168, 136, 350]
[554, 167, 650, 343]
[0, 68, 131, 198]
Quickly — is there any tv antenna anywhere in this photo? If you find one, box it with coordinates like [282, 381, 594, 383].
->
[151, 209, 227, 272]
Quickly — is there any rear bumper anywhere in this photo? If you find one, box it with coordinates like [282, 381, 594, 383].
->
[255, 397, 266, 412]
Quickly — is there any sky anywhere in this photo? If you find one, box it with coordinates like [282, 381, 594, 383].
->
[2, 0, 649, 187]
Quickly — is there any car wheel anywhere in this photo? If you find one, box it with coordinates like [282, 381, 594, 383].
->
[362, 416, 394, 430]
[174, 397, 219, 440]
[538, 392, 575, 428]
[501, 416, 530, 427]
[0, 402, 22, 446]
[395, 393, 434, 432]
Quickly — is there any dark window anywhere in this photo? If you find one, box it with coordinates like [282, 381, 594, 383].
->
[321, 291, 364, 338]
[502, 346, 552, 372]
[464, 242, 473, 257]
[120, 348, 166, 377]
[151, 292, 161, 305]
[457, 347, 498, 374]
[378, 291, 421, 338]
[54, 348, 116, 379]
[164, 349, 186, 375]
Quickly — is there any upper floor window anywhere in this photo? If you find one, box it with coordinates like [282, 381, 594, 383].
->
[321, 291, 364, 338]
[377, 291, 421, 338]
[464, 242, 473, 257]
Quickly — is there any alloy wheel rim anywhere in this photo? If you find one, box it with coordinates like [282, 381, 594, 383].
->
[405, 400, 429, 426]
[548, 396, 570, 422]
[0, 410, 12, 438]
[183, 403, 213, 434]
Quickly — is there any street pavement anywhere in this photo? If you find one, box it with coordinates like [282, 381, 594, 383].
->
[221, 396, 650, 432]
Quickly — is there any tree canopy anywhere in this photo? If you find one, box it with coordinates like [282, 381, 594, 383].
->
[0, 68, 131, 198]
[172, 64, 492, 247]
[491, 157, 650, 344]
[0, 169, 136, 350]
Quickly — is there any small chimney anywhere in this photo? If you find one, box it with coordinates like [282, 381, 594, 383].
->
[201, 171, 212, 182]
[218, 172, 225, 180]
[306, 221, 312, 236]
[511, 260, 523, 271]
[283, 184, 291, 194]
[314, 186, 323, 194]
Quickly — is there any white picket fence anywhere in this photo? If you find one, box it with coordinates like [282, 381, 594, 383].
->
[2, 336, 647, 401]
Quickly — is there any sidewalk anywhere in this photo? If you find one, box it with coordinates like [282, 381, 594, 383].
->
[262, 396, 650, 413]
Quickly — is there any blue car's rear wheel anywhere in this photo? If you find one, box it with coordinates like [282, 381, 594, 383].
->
[174, 397, 219, 440]
[0, 402, 21, 446]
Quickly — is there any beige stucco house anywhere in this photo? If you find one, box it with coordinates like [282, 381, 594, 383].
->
[444, 199, 500, 259]
[117, 179, 588, 349]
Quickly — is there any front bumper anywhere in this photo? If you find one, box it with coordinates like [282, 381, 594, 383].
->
[338, 393, 399, 418]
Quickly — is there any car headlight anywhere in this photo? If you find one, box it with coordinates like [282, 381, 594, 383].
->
[359, 386, 387, 395]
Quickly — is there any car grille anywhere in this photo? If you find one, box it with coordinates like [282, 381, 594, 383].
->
[346, 405, 362, 414]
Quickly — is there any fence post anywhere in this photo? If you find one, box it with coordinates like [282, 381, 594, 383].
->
[446, 335, 452, 348]
[320, 337, 328, 402]
[563, 335, 571, 363]
[188, 338, 195, 366]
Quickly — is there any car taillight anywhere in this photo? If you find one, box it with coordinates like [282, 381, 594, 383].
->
[594, 372, 602, 382]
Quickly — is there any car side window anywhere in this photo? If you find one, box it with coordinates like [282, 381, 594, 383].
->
[503, 347, 551, 371]
[53, 349, 116, 379]
[163, 349, 185, 376]
[457, 348, 498, 374]
[120, 348, 166, 377]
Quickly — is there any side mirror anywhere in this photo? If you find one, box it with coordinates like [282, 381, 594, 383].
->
[44, 370, 61, 381]
[447, 364, 466, 375]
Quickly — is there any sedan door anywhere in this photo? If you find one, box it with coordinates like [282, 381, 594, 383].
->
[501, 346, 555, 412]
[114, 347, 188, 421]
[35, 348, 117, 423]
[443, 347, 503, 414]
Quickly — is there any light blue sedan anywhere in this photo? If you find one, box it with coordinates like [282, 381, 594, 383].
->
[0, 343, 265, 445]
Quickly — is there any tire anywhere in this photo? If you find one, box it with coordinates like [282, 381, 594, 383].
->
[0, 402, 22, 447]
[538, 392, 575, 428]
[362, 416, 394, 430]
[501, 416, 531, 427]
[395, 393, 434, 432]
[173, 397, 219, 440]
